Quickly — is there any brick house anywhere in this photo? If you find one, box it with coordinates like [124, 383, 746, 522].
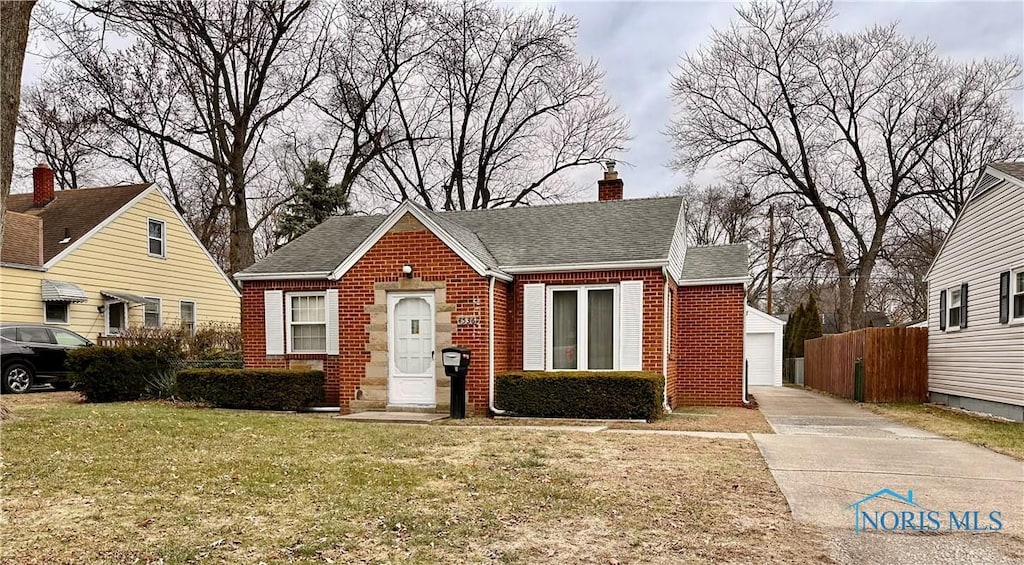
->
[236, 169, 749, 414]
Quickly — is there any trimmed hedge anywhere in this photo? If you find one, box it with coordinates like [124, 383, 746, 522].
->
[176, 369, 324, 411]
[496, 371, 664, 421]
[68, 345, 175, 402]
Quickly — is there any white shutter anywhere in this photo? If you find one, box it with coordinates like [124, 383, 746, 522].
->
[325, 289, 339, 355]
[522, 283, 545, 370]
[264, 290, 285, 355]
[619, 280, 644, 370]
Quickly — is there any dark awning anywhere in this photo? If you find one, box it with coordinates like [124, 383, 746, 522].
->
[40, 280, 88, 303]
[100, 290, 148, 304]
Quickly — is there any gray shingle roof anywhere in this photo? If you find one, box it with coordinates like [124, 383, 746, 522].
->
[678, 243, 749, 282]
[239, 196, 686, 277]
[989, 161, 1024, 182]
[241, 215, 386, 275]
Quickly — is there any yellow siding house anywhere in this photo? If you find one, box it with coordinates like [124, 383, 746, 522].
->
[0, 164, 240, 340]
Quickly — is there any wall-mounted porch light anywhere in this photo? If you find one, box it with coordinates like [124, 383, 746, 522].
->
[402, 264, 414, 279]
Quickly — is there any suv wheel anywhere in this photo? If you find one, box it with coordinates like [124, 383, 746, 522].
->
[2, 362, 34, 394]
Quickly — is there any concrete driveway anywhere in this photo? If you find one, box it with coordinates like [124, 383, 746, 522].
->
[752, 386, 1024, 565]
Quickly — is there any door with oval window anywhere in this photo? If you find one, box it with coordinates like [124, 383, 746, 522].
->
[387, 293, 435, 406]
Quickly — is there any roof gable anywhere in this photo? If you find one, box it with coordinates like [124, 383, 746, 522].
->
[926, 163, 1024, 281]
[7, 184, 151, 263]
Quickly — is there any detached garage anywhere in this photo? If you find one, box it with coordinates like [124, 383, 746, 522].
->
[746, 306, 785, 387]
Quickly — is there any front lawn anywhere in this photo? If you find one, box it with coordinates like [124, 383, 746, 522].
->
[0, 393, 827, 564]
[863, 403, 1024, 460]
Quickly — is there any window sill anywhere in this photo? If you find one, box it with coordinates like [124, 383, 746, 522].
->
[944, 326, 962, 333]
[43, 321, 70, 326]
[147, 253, 167, 260]
[1008, 318, 1024, 327]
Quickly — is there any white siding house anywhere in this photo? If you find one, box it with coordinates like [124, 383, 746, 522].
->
[745, 306, 785, 387]
[925, 162, 1024, 421]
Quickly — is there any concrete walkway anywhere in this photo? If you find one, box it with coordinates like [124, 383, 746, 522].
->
[752, 386, 1024, 564]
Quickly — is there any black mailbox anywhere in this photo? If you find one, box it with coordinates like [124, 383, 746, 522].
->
[441, 347, 470, 419]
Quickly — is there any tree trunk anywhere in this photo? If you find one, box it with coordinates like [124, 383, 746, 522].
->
[226, 153, 255, 274]
[0, 0, 36, 249]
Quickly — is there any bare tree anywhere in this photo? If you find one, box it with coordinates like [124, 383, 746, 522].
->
[18, 78, 107, 190]
[351, 0, 629, 210]
[670, 0, 1022, 331]
[49, 0, 331, 273]
[1, 0, 36, 249]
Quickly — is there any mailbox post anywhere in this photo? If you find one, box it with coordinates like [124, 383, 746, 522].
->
[441, 347, 470, 419]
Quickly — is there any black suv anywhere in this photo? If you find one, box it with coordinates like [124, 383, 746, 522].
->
[0, 324, 92, 393]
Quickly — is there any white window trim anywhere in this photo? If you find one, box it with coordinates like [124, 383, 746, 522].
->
[147, 217, 166, 258]
[1011, 267, 1024, 325]
[43, 302, 70, 325]
[946, 286, 962, 332]
[285, 291, 328, 354]
[143, 296, 163, 329]
[545, 284, 619, 371]
[179, 300, 197, 334]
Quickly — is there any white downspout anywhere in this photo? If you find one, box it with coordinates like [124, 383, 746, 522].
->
[742, 300, 751, 406]
[488, 275, 507, 415]
[661, 274, 672, 413]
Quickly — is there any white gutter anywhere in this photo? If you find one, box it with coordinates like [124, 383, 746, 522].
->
[676, 276, 748, 287]
[488, 275, 507, 415]
[500, 260, 667, 274]
[233, 271, 332, 281]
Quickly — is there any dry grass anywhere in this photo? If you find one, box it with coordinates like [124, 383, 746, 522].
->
[443, 407, 773, 434]
[863, 403, 1024, 460]
[1, 392, 828, 564]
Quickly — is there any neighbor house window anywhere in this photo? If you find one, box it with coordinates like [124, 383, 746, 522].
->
[549, 286, 616, 370]
[947, 287, 961, 329]
[287, 293, 327, 353]
[44, 302, 69, 324]
[180, 301, 196, 335]
[144, 297, 162, 328]
[1013, 269, 1024, 320]
[148, 218, 166, 257]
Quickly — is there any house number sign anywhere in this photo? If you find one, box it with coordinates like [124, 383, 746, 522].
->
[457, 316, 480, 327]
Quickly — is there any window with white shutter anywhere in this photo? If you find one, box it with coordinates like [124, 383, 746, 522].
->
[264, 290, 285, 355]
[619, 280, 644, 370]
[523, 283, 545, 370]
[325, 289, 339, 355]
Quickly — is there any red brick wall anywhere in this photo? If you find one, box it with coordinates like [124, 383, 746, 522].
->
[665, 279, 678, 407]
[675, 284, 745, 406]
[242, 217, 496, 413]
[510, 269, 667, 373]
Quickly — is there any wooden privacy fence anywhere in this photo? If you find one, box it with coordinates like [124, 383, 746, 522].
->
[804, 327, 928, 403]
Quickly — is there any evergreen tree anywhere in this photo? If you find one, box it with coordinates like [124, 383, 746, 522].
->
[803, 294, 824, 342]
[275, 160, 349, 247]
[784, 302, 806, 359]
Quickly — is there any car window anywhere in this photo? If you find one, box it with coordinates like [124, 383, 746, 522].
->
[0, 327, 16, 340]
[17, 327, 54, 344]
[52, 329, 90, 347]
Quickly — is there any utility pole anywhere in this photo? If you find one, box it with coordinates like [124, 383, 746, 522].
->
[767, 204, 775, 314]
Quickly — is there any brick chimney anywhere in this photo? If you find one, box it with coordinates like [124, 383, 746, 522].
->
[32, 162, 55, 208]
[598, 160, 623, 201]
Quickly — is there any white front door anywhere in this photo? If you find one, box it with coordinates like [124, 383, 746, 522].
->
[387, 292, 436, 405]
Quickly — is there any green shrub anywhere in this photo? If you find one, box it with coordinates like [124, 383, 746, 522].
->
[496, 371, 664, 421]
[176, 369, 325, 411]
[68, 345, 175, 402]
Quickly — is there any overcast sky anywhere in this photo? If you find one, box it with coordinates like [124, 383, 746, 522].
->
[18, 1, 1024, 198]
[545, 0, 1024, 198]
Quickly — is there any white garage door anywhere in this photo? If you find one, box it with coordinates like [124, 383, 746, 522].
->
[746, 333, 776, 386]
